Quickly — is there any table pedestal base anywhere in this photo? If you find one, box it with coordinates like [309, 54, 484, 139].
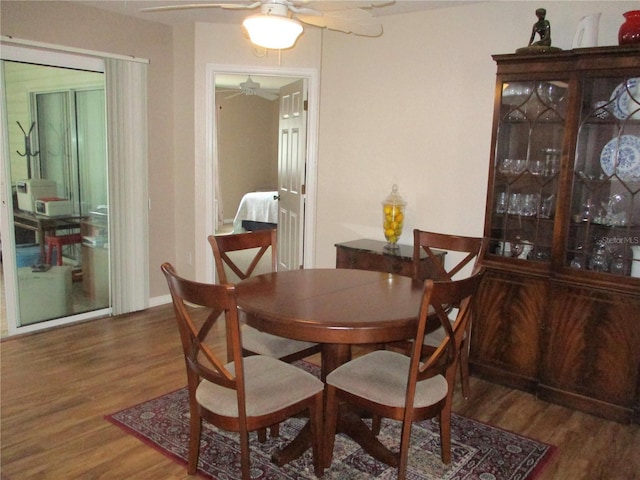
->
[273, 342, 399, 469]
[271, 408, 398, 469]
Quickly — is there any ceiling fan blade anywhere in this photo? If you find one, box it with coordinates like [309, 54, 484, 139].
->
[140, 2, 261, 13]
[288, 6, 322, 16]
[299, 1, 394, 12]
[257, 90, 279, 101]
[223, 92, 244, 99]
[295, 9, 383, 36]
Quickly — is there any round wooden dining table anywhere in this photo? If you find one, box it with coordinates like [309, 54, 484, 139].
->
[236, 268, 426, 467]
[236, 268, 424, 377]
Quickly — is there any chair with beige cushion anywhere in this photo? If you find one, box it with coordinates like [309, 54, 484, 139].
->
[208, 229, 321, 364]
[411, 228, 486, 399]
[324, 270, 484, 479]
[161, 262, 324, 480]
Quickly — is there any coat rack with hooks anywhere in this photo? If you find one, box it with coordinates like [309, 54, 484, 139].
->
[16, 121, 39, 179]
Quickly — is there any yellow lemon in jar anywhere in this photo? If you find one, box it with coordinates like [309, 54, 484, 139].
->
[384, 204, 393, 215]
[395, 212, 404, 223]
[385, 228, 395, 238]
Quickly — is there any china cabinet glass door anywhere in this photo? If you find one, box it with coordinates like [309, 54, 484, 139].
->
[567, 76, 640, 277]
[489, 79, 567, 262]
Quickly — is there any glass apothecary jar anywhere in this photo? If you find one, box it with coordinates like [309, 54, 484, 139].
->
[381, 184, 406, 249]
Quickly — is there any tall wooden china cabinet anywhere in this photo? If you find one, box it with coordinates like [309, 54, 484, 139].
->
[470, 46, 640, 424]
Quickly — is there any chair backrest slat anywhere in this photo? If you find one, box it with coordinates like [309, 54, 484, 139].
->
[161, 262, 245, 394]
[409, 269, 485, 398]
[209, 230, 277, 283]
[413, 229, 486, 282]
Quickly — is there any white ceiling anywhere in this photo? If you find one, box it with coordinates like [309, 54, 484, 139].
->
[79, 1, 462, 27]
[215, 73, 299, 92]
[77, 1, 469, 89]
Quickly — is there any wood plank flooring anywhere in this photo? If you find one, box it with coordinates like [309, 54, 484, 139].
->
[1, 304, 639, 479]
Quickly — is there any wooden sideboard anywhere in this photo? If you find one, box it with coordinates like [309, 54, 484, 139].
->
[335, 238, 445, 279]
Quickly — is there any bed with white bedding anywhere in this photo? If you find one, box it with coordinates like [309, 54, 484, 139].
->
[232, 191, 278, 232]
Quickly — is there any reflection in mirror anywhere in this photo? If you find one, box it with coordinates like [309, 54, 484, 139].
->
[2, 60, 109, 336]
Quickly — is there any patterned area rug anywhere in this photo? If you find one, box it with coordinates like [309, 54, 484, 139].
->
[106, 363, 555, 480]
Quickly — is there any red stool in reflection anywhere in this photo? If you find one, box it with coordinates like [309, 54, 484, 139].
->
[45, 233, 82, 266]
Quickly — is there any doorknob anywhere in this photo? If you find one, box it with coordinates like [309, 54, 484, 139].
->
[273, 195, 281, 201]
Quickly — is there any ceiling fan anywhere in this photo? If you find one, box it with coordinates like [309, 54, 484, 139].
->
[218, 76, 279, 100]
[141, 1, 391, 39]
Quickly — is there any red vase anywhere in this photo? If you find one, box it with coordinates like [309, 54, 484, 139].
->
[619, 10, 640, 45]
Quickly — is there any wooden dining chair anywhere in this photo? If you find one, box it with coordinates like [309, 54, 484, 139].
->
[324, 269, 485, 478]
[208, 230, 321, 364]
[161, 262, 325, 480]
[413, 229, 486, 283]
[412, 228, 486, 399]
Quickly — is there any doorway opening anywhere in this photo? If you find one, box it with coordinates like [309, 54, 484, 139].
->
[214, 73, 293, 235]
[204, 65, 319, 282]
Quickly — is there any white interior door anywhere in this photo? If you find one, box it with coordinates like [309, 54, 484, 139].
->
[277, 79, 307, 271]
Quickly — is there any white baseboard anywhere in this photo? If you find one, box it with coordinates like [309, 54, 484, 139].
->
[149, 294, 171, 307]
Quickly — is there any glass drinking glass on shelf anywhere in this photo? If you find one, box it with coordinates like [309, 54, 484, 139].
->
[600, 193, 629, 226]
[520, 193, 539, 216]
[495, 192, 507, 214]
[589, 240, 609, 272]
[498, 158, 513, 174]
[606, 243, 627, 275]
[529, 158, 545, 176]
[507, 193, 521, 215]
[573, 199, 595, 223]
[540, 81, 567, 120]
[542, 148, 561, 176]
[539, 194, 555, 218]
[511, 158, 527, 175]
[569, 246, 585, 269]
[609, 254, 625, 275]
[498, 157, 527, 176]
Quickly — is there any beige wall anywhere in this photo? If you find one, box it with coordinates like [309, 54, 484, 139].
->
[216, 93, 278, 223]
[171, 22, 196, 287]
[1, 0, 636, 299]
[313, 1, 636, 267]
[1, 1, 175, 298]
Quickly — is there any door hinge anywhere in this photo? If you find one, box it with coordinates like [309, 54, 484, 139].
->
[304, 99, 308, 111]
[301, 184, 306, 195]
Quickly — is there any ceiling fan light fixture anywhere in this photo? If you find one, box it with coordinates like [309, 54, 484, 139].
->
[243, 14, 303, 50]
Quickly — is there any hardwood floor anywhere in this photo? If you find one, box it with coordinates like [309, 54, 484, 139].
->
[1, 304, 639, 479]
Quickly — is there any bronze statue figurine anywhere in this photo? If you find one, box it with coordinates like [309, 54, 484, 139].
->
[517, 8, 561, 54]
[529, 8, 551, 46]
